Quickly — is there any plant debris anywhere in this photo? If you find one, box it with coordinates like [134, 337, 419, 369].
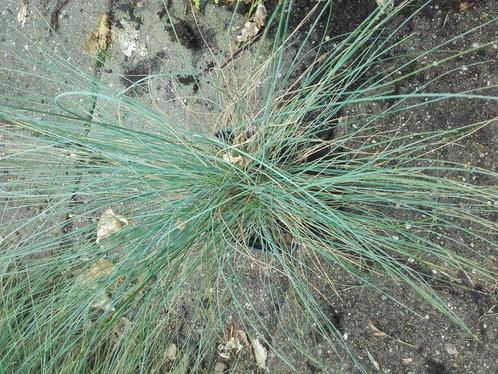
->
[96, 208, 130, 244]
[17, 3, 29, 28]
[176, 219, 187, 230]
[368, 320, 387, 337]
[368, 320, 414, 348]
[236, 3, 267, 44]
[251, 338, 267, 370]
[217, 323, 253, 361]
[217, 336, 243, 360]
[223, 152, 245, 165]
[79, 258, 114, 287]
[366, 348, 380, 371]
[77, 259, 115, 312]
[84, 13, 111, 56]
[459, 1, 475, 11]
[236, 329, 254, 358]
[165, 343, 178, 361]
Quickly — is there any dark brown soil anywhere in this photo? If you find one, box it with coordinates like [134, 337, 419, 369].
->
[107, 1, 498, 372]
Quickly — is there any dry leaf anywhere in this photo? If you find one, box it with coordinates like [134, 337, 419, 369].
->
[217, 336, 243, 360]
[252, 3, 267, 28]
[96, 208, 130, 244]
[77, 258, 115, 311]
[251, 338, 267, 370]
[236, 3, 267, 44]
[217, 347, 230, 360]
[79, 258, 114, 287]
[227, 336, 243, 353]
[402, 358, 413, 364]
[368, 320, 387, 337]
[223, 152, 245, 165]
[459, 1, 473, 11]
[85, 13, 111, 55]
[237, 22, 258, 44]
[236, 330, 254, 358]
[17, 3, 28, 28]
[165, 344, 178, 361]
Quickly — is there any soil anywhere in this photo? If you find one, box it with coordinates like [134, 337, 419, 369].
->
[1, 0, 497, 373]
[162, 1, 497, 372]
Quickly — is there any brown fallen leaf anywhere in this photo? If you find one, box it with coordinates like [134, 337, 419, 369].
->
[85, 13, 111, 55]
[236, 330, 254, 359]
[17, 3, 29, 28]
[368, 320, 414, 348]
[96, 208, 130, 244]
[368, 320, 387, 337]
[236, 3, 267, 44]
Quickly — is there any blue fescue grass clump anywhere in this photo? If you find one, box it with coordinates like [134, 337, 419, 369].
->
[1, 1, 497, 372]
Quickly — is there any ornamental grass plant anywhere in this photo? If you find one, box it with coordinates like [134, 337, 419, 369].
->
[1, 0, 497, 372]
